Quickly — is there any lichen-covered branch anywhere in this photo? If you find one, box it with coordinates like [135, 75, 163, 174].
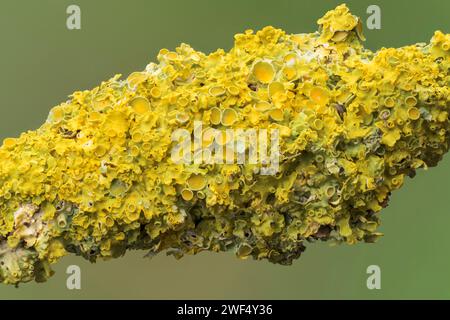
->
[0, 4, 449, 284]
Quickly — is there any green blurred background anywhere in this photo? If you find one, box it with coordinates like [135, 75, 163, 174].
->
[0, 0, 449, 299]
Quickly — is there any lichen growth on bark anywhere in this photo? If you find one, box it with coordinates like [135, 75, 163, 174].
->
[0, 4, 449, 284]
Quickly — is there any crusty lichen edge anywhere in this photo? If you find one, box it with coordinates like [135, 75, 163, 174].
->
[0, 4, 448, 285]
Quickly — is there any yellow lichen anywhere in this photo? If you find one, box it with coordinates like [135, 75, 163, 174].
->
[251, 60, 276, 83]
[0, 4, 448, 285]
